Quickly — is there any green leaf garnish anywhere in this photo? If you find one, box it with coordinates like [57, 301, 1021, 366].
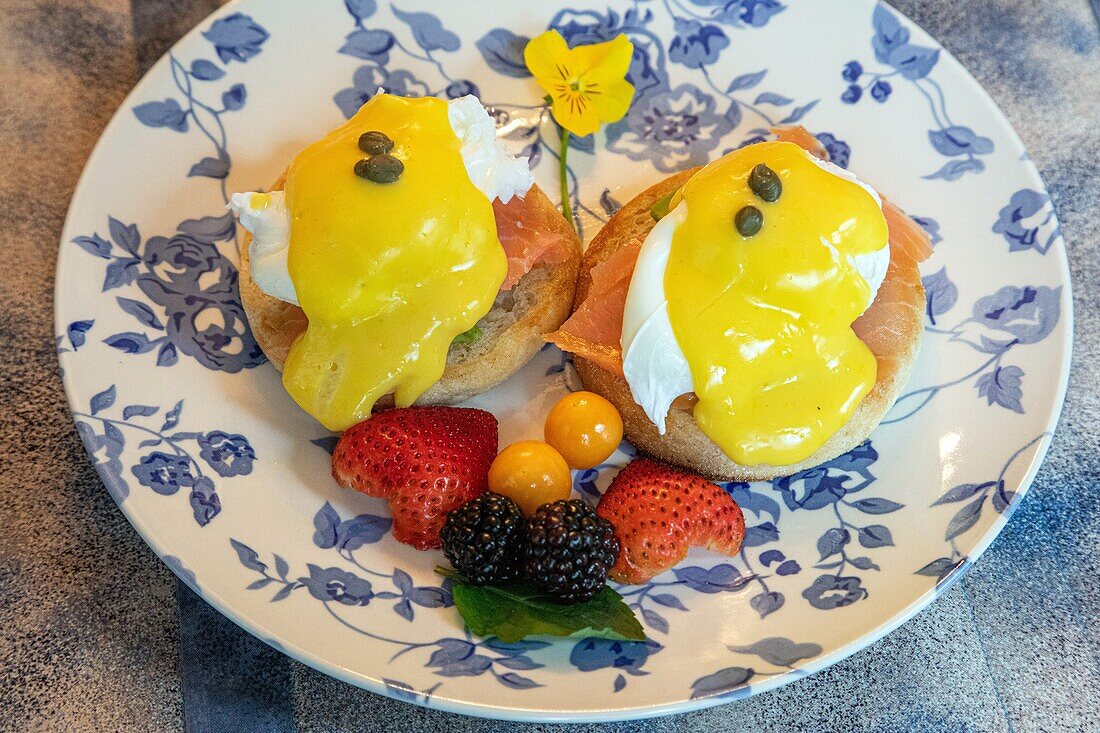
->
[436, 567, 646, 644]
[452, 325, 483, 346]
[650, 189, 677, 222]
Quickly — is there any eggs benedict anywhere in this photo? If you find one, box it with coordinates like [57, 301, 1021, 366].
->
[548, 127, 932, 480]
[230, 94, 581, 431]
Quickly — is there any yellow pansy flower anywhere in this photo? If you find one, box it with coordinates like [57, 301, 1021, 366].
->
[524, 30, 635, 138]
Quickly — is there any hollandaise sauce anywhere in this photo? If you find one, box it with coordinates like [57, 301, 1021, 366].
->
[665, 141, 888, 466]
[282, 95, 506, 430]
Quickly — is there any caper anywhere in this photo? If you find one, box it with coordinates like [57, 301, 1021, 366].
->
[735, 205, 763, 237]
[748, 163, 782, 203]
[355, 154, 404, 184]
[358, 130, 394, 156]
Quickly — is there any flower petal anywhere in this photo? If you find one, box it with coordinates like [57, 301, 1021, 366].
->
[571, 33, 633, 78]
[523, 30, 570, 84]
[551, 94, 601, 137]
[582, 68, 634, 125]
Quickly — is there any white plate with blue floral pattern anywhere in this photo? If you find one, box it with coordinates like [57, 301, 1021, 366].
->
[55, 0, 1072, 722]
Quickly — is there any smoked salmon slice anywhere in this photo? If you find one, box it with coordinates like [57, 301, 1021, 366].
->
[545, 240, 641, 378]
[882, 199, 934, 265]
[771, 124, 829, 160]
[494, 193, 572, 291]
[853, 201, 930, 384]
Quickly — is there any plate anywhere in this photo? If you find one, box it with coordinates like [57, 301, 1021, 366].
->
[55, 0, 1072, 722]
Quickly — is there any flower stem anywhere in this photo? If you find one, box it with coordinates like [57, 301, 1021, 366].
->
[559, 128, 574, 228]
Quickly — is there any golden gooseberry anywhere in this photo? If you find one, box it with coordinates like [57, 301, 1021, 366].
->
[487, 440, 573, 516]
[544, 391, 624, 469]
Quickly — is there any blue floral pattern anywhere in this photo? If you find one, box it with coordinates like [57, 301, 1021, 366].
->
[134, 13, 268, 201]
[570, 638, 663, 693]
[994, 189, 1062, 255]
[203, 13, 269, 64]
[669, 18, 730, 69]
[620, 562, 753, 638]
[841, 5, 993, 181]
[724, 483, 786, 618]
[888, 282, 1063, 423]
[772, 443, 899, 610]
[198, 431, 256, 477]
[334, 2, 462, 109]
[72, 385, 254, 526]
[608, 84, 735, 172]
[917, 433, 1048, 585]
[467, 2, 801, 227]
[164, 555, 200, 593]
[311, 502, 452, 622]
[545, 4, 812, 174]
[82, 12, 271, 374]
[815, 132, 851, 168]
[71, 215, 263, 373]
[231, 521, 552, 692]
[689, 636, 822, 700]
[226, 483, 826, 698]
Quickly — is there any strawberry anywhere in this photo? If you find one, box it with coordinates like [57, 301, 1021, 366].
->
[597, 458, 745, 584]
[332, 407, 498, 550]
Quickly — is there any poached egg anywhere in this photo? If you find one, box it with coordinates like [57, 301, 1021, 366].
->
[228, 94, 534, 430]
[621, 142, 891, 466]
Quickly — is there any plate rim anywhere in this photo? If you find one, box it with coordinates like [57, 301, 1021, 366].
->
[53, 0, 1075, 722]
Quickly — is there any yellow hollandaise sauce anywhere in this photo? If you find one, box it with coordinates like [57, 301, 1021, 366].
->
[665, 141, 888, 466]
[250, 192, 272, 210]
[282, 95, 506, 430]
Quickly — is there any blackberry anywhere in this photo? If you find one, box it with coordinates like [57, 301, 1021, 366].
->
[525, 499, 620, 604]
[440, 493, 527, 585]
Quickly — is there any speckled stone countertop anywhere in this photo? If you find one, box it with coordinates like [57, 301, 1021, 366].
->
[1, 1, 1097, 731]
